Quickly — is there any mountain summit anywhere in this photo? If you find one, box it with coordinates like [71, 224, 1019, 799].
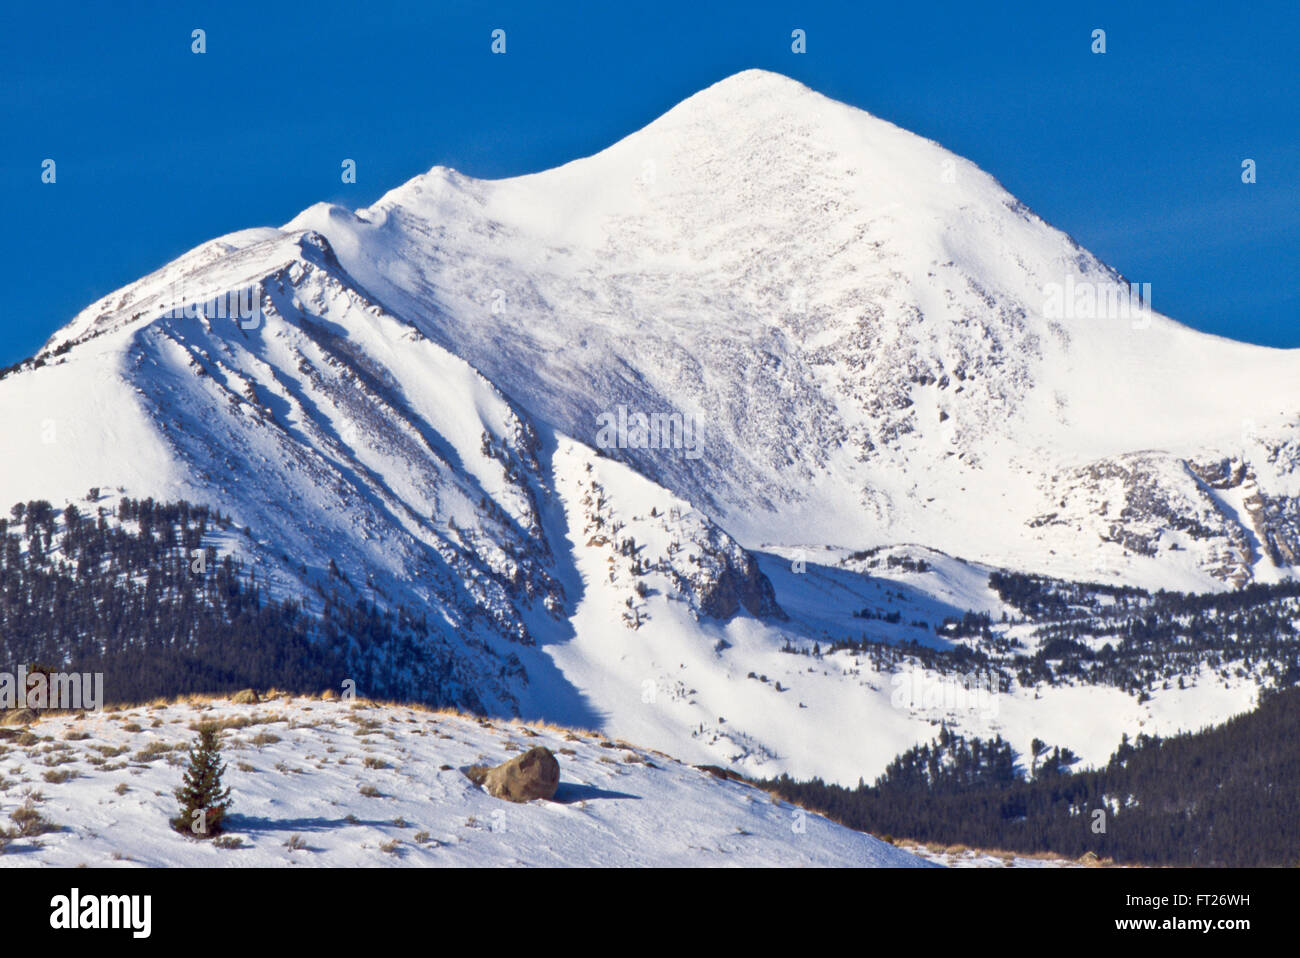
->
[1, 71, 1293, 782]
[272, 69, 1300, 589]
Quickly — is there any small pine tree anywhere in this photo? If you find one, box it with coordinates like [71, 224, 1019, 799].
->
[171, 723, 233, 838]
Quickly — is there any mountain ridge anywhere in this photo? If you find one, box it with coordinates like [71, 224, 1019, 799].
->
[1, 70, 1293, 786]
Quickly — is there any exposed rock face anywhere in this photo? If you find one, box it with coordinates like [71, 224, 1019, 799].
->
[694, 549, 786, 620]
[468, 746, 560, 802]
[570, 464, 786, 627]
[1031, 452, 1269, 586]
[1187, 456, 1300, 572]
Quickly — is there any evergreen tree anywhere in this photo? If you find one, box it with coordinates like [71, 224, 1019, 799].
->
[171, 723, 233, 838]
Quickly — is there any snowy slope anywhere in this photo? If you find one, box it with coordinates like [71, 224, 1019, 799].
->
[278, 69, 1300, 591]
[0, 695, 930, 868]
[0, 70, 1292, 789]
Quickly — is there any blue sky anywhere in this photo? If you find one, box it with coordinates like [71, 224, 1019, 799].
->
[1, 0, 1295, 367]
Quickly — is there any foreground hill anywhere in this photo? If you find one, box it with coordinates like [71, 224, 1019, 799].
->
[0, 695, 929, 867]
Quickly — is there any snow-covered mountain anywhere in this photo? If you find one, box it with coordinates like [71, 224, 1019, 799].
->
[2, 70, 1295, 787]
[276, 68, 1300, 592]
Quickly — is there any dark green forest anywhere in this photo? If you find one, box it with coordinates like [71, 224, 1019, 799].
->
[0, 496, 478, 709]
[991, 571, 1300, 696]
[760, 684, 1300, 866]
[801, 570, 1300, 703]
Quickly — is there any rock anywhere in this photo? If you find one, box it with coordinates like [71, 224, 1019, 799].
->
[693, 548, 787, 621]
[231, 689, 260, 705]
[695, 764, 742, 782]
[472, 746, 560, 802]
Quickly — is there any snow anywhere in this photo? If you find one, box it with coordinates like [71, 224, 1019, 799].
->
[0, 69, 1286, 797]
[0, 696, 930, 868]
[274, 71, 1300, 592]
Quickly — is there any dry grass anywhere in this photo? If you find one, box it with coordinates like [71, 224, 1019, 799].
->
[895, 840, 1121, 867]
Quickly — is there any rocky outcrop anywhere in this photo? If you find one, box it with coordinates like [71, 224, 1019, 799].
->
[692, 549, 785, 620]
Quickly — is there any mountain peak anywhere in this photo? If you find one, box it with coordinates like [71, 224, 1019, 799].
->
[686, 68, 819, 103]
[632, 68, 862, 150]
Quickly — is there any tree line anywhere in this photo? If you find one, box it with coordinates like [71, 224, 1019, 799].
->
[759, 685, 1300, 866]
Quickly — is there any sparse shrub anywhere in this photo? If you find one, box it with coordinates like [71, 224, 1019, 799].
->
[10, 800, 56, 837]
[133, 741, 173, 763]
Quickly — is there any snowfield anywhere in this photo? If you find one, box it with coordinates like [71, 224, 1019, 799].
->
[0, 69, 1290, 795]
[0, 696, 930, 868]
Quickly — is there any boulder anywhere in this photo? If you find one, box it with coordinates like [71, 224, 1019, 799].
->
[470, 746, 560, 802]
